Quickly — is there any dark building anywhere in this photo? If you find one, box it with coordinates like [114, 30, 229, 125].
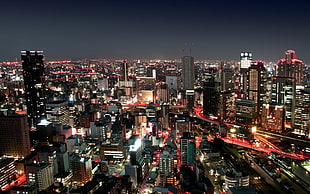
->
[0, 112, 31, 158]
[181, 56, 195, 90]
[21, 50, 46, 128]
[235, 99, 256, 125]
[180, 132, 195, 166]
[203, 78, 220, 117]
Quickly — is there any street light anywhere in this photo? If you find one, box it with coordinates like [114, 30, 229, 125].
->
[230, 128, 236, 134]
[251, 126, 257, 134]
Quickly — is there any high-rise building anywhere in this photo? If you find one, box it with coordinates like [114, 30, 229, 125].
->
[219, 68, 235, 92]
[248, 62, 267, 122]
[125, 164, 140, 187]
[119, 60, 133, 88]
[166, 75, 178, 91]
[129, 137, 149, 182]
[0, 113, 31, 158]
[239, 52, 253, 97]
[158, 151, 174, 186]
[71, 157, 92, 184]
[46, 101, 70, 125]
[294, 86, 310, 137]
[0, 158, 16, 189]
[235, 99, 256, 125]
[180, 132, 195, 166]
[261, 104, 284, 132]
[276, 50, 304, 85]
[240, 52, 253, 70]
[21, 50, 46, 128]
[181, 56, 194, 90]
[26, 163, 54, 192]
[218, 92, 235, 122]
[271, 76, 296, 129]
[155, 84, 170, 104]
[203, 78, 220, 117]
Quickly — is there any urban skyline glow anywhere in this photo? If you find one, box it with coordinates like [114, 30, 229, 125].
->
[0, 0, 309, 63]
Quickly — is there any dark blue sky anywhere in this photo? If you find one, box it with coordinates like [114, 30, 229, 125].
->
[1, 0, 309, 63]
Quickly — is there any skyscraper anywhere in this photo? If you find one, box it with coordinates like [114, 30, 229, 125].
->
[248, 62, 267, 122]
[21, 50, 46, 128]
[180, 132, 195, 166]
[271, 76, 296, 129]
[181, 56, 194, 90]
[0, 112, 31, 158]
[276, 50, 304, 85]
[159, 151, 174, 186]
[26, 163, 54, 192]
[240, 52, 253, 70]
[239, 52, 253, 97]
[203, 78, 220, 117]
[71, 157, 92, 184]
[293, 86, 310, 137]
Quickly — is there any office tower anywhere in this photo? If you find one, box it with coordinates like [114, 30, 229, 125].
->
[21, 50, 46, 128]
[218, 92, 235, 122]
[203, 78, 220, 117]
[129, 137, 148, 182]
[235, 99, 256, 125]
[97, 77, 109, 91]
[119, 60, 133, 88]
[46, 101, 70, 125]
[166, 75, 178, 91]
[32, 119, 54, 144]
[136, 60, 146, 77]
[0, 113, 31, 158]
[271, 76, 296, 129]
[159, 151, 174, 186]
[240, 52, 253, 70]
[261, 104, 284, 132]
[239, 52, 253, 96]
[185, 89, 195, 115]
[248, 62, 267, 122]
[181, 56, 195, 90]
[180, 132, 195, 166]
[37, 149, 58, 176]
[26, 163, 54, 192]
[90, 119, 109, 140]
[219, 68, 235, 92]
[155, 83, 170, 104]
[294, 86, 310, 137]
[0, 158, 16, 189]
[125, 164, 140, 187]
[276, 50, 304, 85]
[71, 157, 92, 184]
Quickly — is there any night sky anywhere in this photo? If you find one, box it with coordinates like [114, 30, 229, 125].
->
[1, 0, 309, 63]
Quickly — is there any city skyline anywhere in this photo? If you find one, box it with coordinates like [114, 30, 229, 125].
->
[1, 0, 310, 63]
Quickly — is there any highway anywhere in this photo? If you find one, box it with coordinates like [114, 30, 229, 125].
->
[194, 107, 310, 160]
[257, 130, 310, 144]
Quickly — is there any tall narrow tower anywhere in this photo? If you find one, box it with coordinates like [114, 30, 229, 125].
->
[181, 56, 194, 90]
[239, 52, 253, 97]
[248, 62, 267, 121]
[180, 132, 195, 166]
[21, 50, 46, 128]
